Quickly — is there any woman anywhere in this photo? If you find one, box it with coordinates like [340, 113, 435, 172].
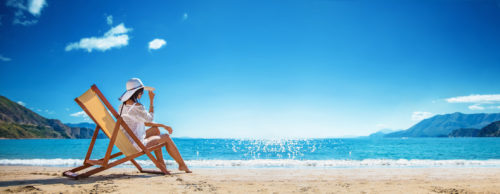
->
[118, 78, 191, 173]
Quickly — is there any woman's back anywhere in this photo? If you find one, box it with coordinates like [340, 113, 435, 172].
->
[119, 103, 154, 149]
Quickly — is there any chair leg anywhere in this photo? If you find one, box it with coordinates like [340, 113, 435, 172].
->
[145, 152, 170, 175]
[63, 145, 171, 179]
[67, 163, 93, 172]
[131, 148, 170, 175]
[130, 159, 166, 175]
[130, 159, 143, 171]
[140, 169, 167, 174]
[80, 155, 136, 178]
[62, 164, 94, 179]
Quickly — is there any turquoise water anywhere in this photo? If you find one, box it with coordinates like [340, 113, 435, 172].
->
[0, 138, 499, 168]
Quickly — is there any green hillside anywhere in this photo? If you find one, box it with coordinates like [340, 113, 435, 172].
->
[0, 95, 96, 139]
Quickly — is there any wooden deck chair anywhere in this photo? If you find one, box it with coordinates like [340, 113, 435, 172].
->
[62, 84, 170, 179]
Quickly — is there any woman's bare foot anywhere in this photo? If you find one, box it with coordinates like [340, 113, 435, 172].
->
[179, 165, 192, 173]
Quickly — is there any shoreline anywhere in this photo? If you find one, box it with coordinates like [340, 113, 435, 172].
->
[2, 158, 500, 169]
[1, 137, 500, 139]
[0, 166, 499, 193]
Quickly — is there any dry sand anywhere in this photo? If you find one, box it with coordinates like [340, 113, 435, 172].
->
[0, 166, 499, 193]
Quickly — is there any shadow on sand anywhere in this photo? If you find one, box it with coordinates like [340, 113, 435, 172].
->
[0, 171, 184, 187]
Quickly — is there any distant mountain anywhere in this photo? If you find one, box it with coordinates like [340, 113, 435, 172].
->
[368, 129, 402, 138]
[385, 112, 500, 137]
[478, 121, 500, 137]
[0, 97, 49, 127]
[65, 122, 96, 129]
[448, 120, 500, 137]
[0, 95, 98, 139]
[65, 122, 106, 138]
[0, 122, 62, 138]
[448, 128, 480, 137]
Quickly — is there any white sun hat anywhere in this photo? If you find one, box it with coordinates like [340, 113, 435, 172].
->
[118, 78, 155, 102]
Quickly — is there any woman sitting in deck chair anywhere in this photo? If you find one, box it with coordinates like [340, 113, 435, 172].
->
[118, 78, 191, 173]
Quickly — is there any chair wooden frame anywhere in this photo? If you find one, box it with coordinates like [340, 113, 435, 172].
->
[62, 84, 169, 179]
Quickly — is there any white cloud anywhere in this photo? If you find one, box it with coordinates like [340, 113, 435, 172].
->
[148, 38, 166, 50]
[106, 15, 113, 25]
[446, 94, 500, 104]
[28, 0, 47, 16]
[17, 101, 26, 106]
[71, 111, 89, 121]
[411, 111, 434, 122]
[105, 24, 129, 36]
[447, 94, 500, 111]
[6, 1, 26, 12]
[6, 0, 47, 26]
[12, 13, 38, 25]
[182, 13, 188, 21]
[65, 23, 132, 52]
[70, 111, 87, 117]
[482, 105, 500, 110]
[0, 55, 11, 62]
[468, 104, 485, 110]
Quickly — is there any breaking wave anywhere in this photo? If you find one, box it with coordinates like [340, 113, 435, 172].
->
[1, 159, 500, 168]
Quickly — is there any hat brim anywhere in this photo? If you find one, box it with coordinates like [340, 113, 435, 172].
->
[144, 86, 155, 91]
[119, 87, 143, 102]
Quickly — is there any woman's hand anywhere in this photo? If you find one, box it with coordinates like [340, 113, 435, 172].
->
[162, 124, 173, 134]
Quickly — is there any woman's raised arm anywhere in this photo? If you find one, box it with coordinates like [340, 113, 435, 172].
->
[148, 90, 155, 113]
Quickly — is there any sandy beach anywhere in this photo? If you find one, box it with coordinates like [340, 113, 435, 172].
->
[0, 166, 498, 193]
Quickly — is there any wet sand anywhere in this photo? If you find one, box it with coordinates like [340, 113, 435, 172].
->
[0, 166, 499, 193]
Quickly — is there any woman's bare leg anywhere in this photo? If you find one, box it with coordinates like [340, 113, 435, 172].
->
[145, 127, 191, 173]
[153, 149, 166, 168]
[145, 126, 161, 137]
[163, 135, 191, 173]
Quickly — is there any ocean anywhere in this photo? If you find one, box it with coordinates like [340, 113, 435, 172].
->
[0, 138, 499, 168]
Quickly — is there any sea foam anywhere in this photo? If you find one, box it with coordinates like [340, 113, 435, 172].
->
[1, 159, 500, 168]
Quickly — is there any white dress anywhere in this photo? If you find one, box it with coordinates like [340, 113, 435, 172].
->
[118, 103, 154, 150]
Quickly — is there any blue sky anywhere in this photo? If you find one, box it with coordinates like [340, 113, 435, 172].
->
[1, 0, 500, 138]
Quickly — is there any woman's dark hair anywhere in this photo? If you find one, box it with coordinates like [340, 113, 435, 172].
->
[128, 88, 144, 103]
[120, 88, 144, 116]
